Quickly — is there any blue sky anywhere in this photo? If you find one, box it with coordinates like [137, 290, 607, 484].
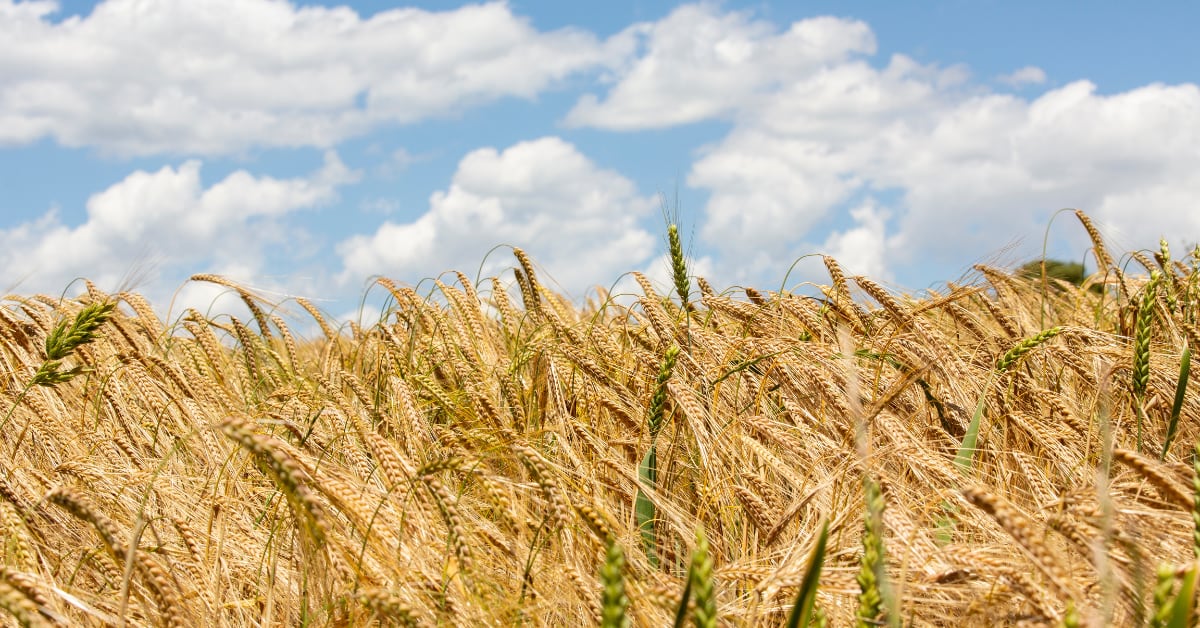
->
[3, 0, 1199, 322]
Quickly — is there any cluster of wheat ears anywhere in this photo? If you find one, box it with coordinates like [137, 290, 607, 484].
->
[0, 210, 1197, 626]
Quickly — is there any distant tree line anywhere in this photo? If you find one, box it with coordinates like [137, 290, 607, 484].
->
[1018, 259, 1088, 286]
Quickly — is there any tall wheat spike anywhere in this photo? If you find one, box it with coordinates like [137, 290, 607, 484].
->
[668, 224, 691, 310]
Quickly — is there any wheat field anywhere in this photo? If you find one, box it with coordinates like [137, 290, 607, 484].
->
[0, 210, 1196, 626]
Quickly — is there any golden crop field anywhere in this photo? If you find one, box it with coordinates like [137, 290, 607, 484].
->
[0, 210, 1196, 626]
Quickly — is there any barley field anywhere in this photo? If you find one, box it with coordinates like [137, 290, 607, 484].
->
[0, 210, 1196, 626]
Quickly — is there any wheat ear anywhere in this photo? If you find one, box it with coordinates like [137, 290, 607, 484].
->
[218, 415, 327, 547]
[48, 487, 187, 627]
[188, 274, 272, 336]
[31, 300, 115, 387]
[995, 326, 1065, 373]
[512, 248, 542, 313]
[600, 538, 630, 628]
[690, 527, 717, 628]
[856, 476, 888, 627]
[1111, 448, 1193, 509]
[962, 486, 1076, 605]
[668, 224, 691, 309]
[1075, 210, 1115, 272]
[1133, 272, 1161, 452]
[0, 578, 44, 628]
[636, 345, 680, 567]
[1193, 442, 1200, 559]
[354, 588, 420, 626]
[419, 470, 473, 576]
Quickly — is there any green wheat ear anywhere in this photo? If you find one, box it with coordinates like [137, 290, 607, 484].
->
[995, 326, 1064, 373]
[636, 345, 680, 568]
[1192, 441, 1200, 559]
[668, 224, 690, 309]
[687, 527, 716, 628]
[600, 538, 630, 628]
[1133, 272, 1161, 452]
[31, 300, 116, 387]
[856, 477, 888, 628]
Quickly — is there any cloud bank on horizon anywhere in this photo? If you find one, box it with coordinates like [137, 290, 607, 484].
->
[2, 0, 1199, 319]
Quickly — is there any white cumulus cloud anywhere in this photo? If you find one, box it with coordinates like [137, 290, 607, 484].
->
[695, 71, 1200, 282]
[0, 151, 358, 308]
[565, 5, 875, 129]
[337, 137, 659, 295]
[821, 203, 892, 281]
[559, 4, 1200, 286]
[6, 1, 1199, 307]
[553, 4, 1199, 285]
[0, 0, 630, 156]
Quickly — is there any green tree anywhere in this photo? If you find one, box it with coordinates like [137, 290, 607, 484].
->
[1018, 258, 1101, 292]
